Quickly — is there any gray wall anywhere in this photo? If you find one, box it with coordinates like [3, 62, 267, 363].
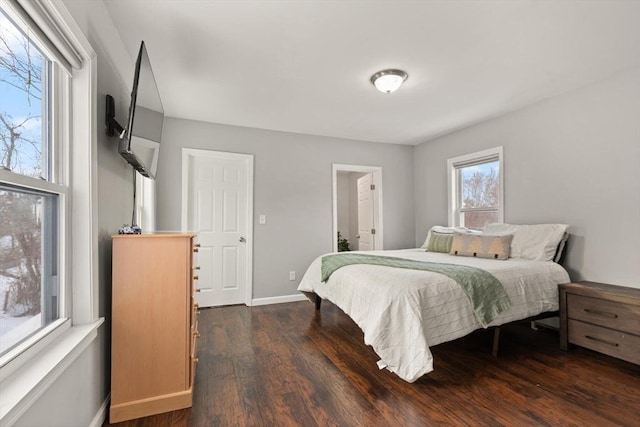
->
[13, 340, 106, 427]
[14, 1, 138, 425]
[156, 118, 415, 299]
[414, 69, 640, 288]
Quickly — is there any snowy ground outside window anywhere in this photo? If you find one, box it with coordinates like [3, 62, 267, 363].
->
[0, 273, 40, 354]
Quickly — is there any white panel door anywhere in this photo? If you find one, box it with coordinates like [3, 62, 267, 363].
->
[186, 152, 252, 307]
[357, 173, 375, 251]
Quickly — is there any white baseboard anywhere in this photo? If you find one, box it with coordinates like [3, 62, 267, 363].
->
[251, 294, 308, 306]
[90, 393, 110, 427]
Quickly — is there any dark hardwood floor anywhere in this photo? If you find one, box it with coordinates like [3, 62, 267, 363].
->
[106, 301, 640, 427]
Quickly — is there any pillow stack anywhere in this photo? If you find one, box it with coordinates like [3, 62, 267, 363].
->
[421, 223, 568, 262]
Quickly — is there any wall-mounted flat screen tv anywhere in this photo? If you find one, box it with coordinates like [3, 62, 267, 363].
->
[117, 41, 164, 179]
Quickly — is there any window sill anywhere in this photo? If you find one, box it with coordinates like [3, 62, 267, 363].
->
[0, 318, 105, 426]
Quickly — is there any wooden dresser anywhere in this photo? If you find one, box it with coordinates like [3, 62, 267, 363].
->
[559, 281, 640, 365]
[110, 234, 200, 423]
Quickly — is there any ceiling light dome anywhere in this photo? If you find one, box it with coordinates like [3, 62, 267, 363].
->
[370, 69, 409, 94]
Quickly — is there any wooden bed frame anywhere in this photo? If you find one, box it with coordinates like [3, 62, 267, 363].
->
[304, 291, 558, 358]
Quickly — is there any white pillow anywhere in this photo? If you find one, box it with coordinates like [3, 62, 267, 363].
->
[483, 223, 568, 261]
[421, 226, 481, 249]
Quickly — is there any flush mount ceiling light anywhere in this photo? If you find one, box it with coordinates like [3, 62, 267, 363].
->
[370, 69, 409, 94]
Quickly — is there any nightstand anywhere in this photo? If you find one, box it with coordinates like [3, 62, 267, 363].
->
[559, 281, 640, 365]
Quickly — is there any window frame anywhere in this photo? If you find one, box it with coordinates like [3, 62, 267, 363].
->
[0, 0, 69, 362]
[447, 146, 504, 229]
[0, 0, 100, 423]
[0, 7, 72, 355]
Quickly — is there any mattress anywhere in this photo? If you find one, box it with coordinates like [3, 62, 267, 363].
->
[297, 249, 571, 382]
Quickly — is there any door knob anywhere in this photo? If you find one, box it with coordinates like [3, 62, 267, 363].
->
[239, 237, 246, 243]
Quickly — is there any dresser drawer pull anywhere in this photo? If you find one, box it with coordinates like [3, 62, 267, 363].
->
[584, 308, 618, 319]
[194, 266, 201, 270]
[585, 335, 619, 347]
[193, 275, 199, 281]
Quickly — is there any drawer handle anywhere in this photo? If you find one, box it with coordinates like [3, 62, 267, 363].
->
[194, 243, 201, 248]
[194, 266, 201, 270]
[585, 335, 619, 347]
[584, 308, 618, 319]
[193, 275, 199, 281]
[195, 288, 201, 293]
[193, 248, 199, 253]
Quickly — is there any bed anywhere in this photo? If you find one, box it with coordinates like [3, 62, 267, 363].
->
[297, 224, 571, 383]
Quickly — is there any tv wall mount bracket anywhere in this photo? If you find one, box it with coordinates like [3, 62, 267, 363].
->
[105, 94, 125, 137]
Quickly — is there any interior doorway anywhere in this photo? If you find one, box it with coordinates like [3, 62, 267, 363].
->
[332, 164, 383, 252]
[181, 148, 254, 307]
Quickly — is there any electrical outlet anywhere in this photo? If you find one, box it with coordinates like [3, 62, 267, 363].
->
[259, 214, 266, 224]
[289, 271, 296, 281]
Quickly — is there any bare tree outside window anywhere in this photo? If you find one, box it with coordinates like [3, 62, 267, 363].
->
[462, 164, 499, 209]
[0, 10, 51, 354]
[459, 161, 500, 230]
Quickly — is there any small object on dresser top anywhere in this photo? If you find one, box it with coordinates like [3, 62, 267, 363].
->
[118, 224, 142, 234]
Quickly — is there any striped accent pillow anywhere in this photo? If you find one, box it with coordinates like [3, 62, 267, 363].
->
[427, 231, 454, 253]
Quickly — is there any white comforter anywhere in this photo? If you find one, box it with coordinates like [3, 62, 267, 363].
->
[297, 249, 570, 382]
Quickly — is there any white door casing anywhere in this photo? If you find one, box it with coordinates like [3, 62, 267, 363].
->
[357, 173, 375, 251]
[182, 149, 253, 307]
[332, 164, 383, 252]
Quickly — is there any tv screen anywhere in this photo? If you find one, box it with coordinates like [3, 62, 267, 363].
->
[118, 41, 163, 179]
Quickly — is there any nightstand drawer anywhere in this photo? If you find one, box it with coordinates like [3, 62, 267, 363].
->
[568, 319, 640, 365]
[567, 294, 640, 335]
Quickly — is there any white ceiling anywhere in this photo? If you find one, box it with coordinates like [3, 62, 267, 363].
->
[103, 0, 639, 145]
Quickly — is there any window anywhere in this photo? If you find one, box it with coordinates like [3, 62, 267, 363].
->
[1, 0, 98, 373]
[135, 171, 156, 232]
[448, 147, 503, 230]
[0, 1, 99, 422]
[0, 6, 63, 357]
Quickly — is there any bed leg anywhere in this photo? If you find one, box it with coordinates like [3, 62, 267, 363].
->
[314, 293, 322, 310]
[492, 327, 500, 357]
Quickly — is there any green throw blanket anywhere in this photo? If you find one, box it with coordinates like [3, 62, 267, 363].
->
[321, 253, 511, 327]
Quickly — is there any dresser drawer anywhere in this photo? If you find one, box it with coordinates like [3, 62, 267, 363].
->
[190, 355, 198, 389]
[568, 319, 640, 365]
[191, 299, 199, 329]
[191, 328, 199, 359]
[567, 294, 640, 335]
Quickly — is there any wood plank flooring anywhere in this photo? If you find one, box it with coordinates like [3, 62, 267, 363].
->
[105, 301, 640, 427]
